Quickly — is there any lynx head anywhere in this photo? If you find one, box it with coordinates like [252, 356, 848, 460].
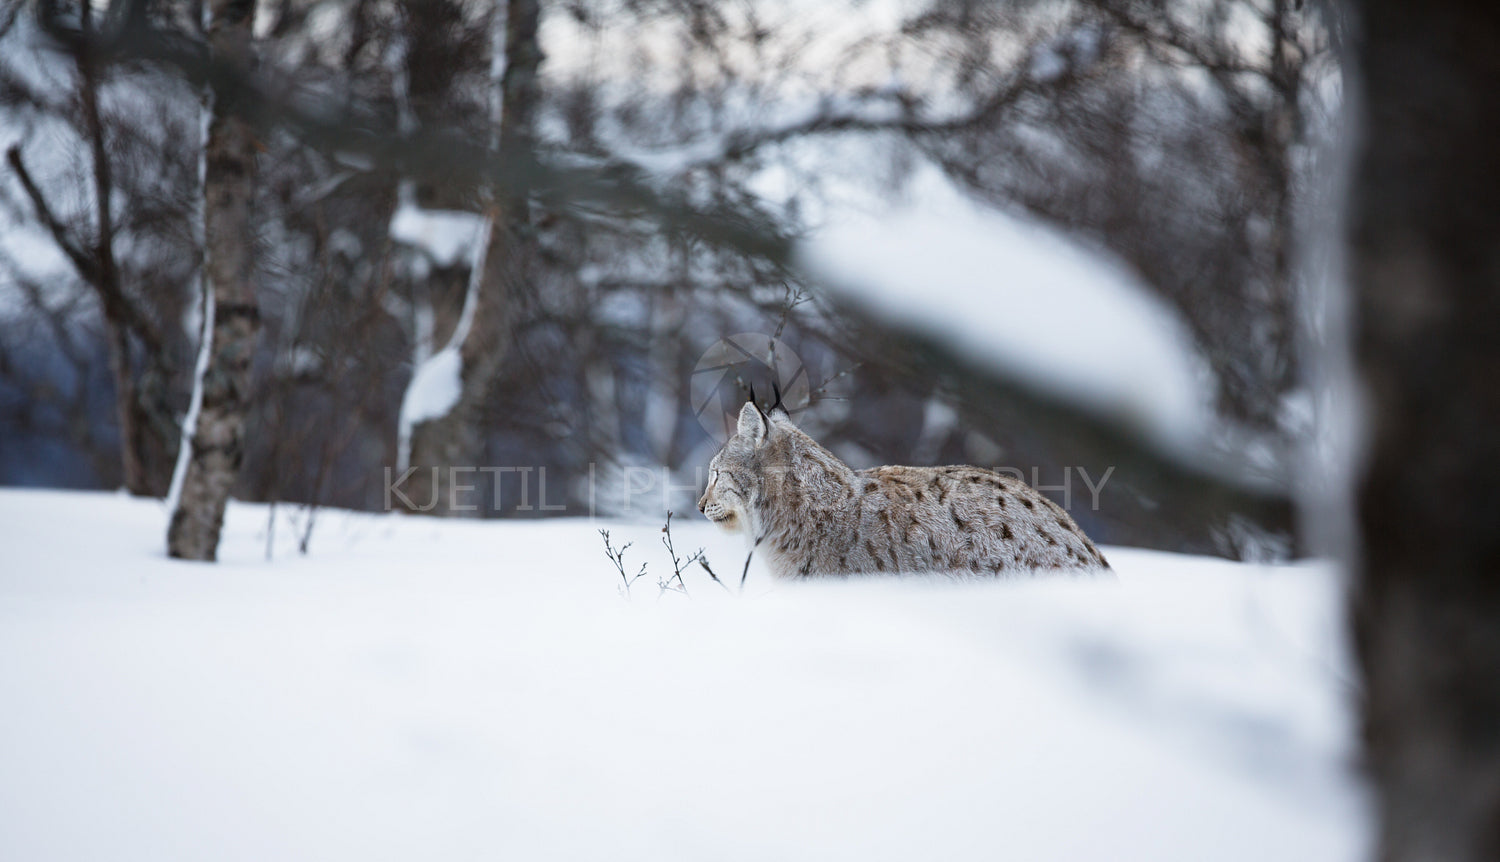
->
[697, 398, 793, 533]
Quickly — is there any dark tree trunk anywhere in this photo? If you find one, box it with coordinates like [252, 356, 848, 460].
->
[7, 0, 179, 497]
[74, 0, 147, 497]
[81, 55, 176, 498]
[167, 0, 260, 561]
[1349, 1, 1500, 859]
[402, 0, 540, 514]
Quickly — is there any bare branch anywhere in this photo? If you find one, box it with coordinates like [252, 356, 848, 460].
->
[658, 510, 693, 596]
[5, 145, 99, 283]
[660, 70, 1076, 173]
[600, 529, 647, 598]
[31, 3, 796, 270]
[5, 145, 165, 354]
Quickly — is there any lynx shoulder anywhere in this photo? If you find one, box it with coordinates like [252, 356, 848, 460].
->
[698, 400, 1109, 578]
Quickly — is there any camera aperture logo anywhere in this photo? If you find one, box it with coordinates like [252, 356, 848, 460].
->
[691, 333, 809, 442]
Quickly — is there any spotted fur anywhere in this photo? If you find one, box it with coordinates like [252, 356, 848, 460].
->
[697, 401, 1109, 578]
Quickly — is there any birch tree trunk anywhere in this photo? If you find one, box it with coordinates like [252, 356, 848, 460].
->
[167, 0, 260, 560]
[402, 0, 539, 515]
[1349, 1, 1500, 858]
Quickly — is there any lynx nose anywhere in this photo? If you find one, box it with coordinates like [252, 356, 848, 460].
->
[696, 493, 708, 514]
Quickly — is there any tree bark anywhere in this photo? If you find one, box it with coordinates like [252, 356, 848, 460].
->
[1349, 1, 1500, 859]
[167, 0, 260, 561]
[402, 0, 540, 515]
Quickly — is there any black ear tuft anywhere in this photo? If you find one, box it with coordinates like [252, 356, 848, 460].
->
[770, 380, 784, 413]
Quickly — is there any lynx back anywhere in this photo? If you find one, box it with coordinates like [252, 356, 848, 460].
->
[698, 400, 1109, 578]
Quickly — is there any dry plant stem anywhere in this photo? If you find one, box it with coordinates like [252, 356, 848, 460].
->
[299, 502, 317, 555]
[599, 529, 646, 597]
[265, 499, 276, 561]
[659, 511, 707, 596]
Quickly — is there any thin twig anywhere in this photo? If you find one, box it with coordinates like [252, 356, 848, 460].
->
[600, 529, 647, 598]
[809, 362, 863, 399]
[658, 511, 696, 597]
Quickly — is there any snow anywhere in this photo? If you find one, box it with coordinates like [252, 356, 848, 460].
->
[798, 166, 1214, 455]
[0, 489, 1366, 861]
[393, 214, 493, 470]
[395, 346, 462, 465]
[388, 200, 487, 268]
[164, 94, 215, 516]
[164, 261, 213, 515]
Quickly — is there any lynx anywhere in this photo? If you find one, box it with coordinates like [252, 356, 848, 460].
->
[698, 399, 1109, 578]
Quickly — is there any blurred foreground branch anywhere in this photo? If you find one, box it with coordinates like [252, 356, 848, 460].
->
[823, 298, 1294, 557]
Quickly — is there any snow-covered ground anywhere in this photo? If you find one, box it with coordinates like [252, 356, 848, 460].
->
[0, 489, 1365, 861]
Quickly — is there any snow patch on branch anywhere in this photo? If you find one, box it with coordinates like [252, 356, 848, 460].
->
[396, 347, 462, 467]
[395, 213, 494, 471]
[389, 199, 488, 268]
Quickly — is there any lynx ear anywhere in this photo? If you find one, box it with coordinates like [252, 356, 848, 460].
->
[737, 400, 768, 445]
